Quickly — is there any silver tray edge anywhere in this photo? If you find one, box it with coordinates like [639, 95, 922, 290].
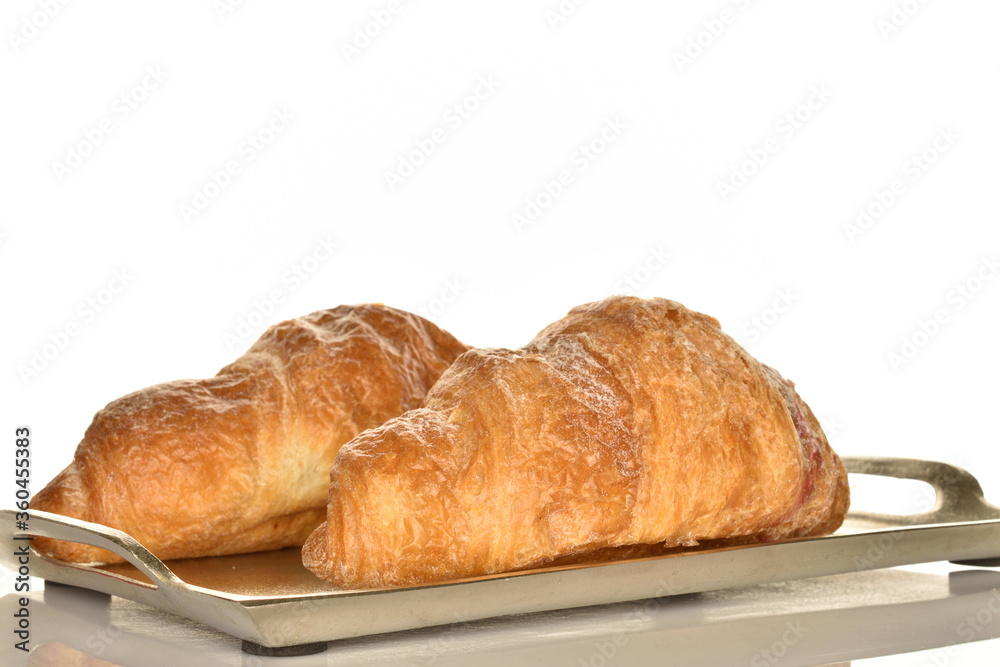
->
[4, 456, 1000, 648]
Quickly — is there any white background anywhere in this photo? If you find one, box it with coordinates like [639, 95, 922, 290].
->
[2, 0, 999, 663]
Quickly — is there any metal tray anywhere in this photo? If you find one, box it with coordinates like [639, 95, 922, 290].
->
[5, 456, 1000, 656]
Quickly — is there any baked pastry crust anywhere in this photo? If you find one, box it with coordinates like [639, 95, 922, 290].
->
[302, 296, 849, 588]
[31, 304, 469, 563]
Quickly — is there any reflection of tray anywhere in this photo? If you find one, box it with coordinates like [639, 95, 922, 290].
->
[4, 457, 1000, 656]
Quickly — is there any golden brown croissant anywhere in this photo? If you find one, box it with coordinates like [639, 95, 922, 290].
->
[32, 304, 469, 563]
[302, 296, 849, 588]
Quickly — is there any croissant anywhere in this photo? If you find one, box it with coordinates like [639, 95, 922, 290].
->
[31, 304, 469, 563]
[302, 296, 849, 588]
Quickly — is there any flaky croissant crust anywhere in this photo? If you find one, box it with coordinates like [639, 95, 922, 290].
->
[303, 296, 849, 588]
[32, 304, 469, 563]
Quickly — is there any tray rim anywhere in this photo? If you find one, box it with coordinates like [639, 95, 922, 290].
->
[5, 456, 1000, 647]
[35, 516, 1000, 605]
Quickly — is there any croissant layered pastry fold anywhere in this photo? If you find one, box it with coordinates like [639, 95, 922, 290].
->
[302, 296, 849, 588]
[32, 304, 470, 563]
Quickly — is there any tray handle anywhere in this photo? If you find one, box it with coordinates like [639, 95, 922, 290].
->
[3, 509, 184, 590]
[843, 456, 1000, 525]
